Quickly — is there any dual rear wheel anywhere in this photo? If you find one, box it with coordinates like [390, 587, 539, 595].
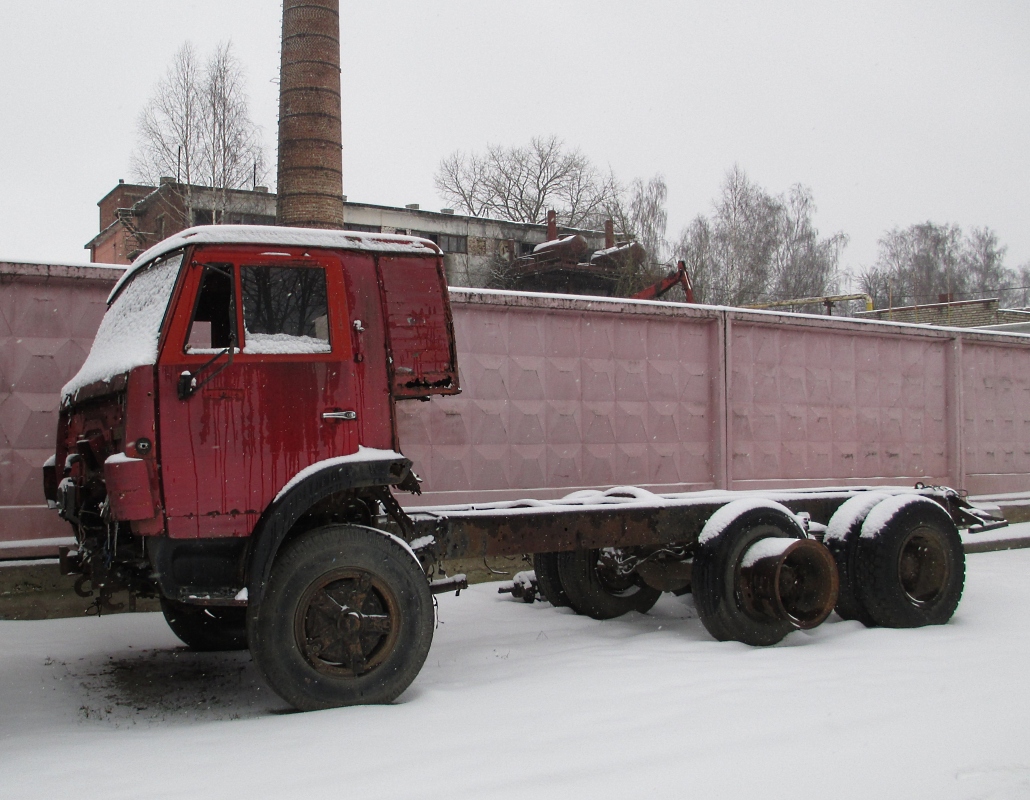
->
[826, 495, 965, 629]
[531, 500, 959, 638]
[690, 495, 964, 647]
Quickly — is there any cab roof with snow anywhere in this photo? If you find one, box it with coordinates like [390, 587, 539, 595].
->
[109, 224, 443, 303]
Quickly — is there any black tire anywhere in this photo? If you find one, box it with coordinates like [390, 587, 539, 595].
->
[248, 524, 434, 711]
[160, 597, 248, 651]
[823, 493, 888, 627]
[556, 549, 661, 620]
[533, 552, 570, 607]
[693, 504, 804, 646]
[855, 497, 964, 628]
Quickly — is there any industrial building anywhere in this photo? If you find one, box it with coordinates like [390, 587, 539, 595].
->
[85, 179, 608, 289]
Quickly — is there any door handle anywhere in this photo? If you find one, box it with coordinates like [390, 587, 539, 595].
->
[322, 410, 357, 421]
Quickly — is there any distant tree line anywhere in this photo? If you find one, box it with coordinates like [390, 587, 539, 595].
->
[437, 139, 1028, 309]
[860, 224, 1028, 309]
[131, 58, 1027, 312]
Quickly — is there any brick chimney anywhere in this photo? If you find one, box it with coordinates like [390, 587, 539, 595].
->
[276, 0, 344, 228]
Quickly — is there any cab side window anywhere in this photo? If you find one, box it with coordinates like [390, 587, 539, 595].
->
[240, 265, 331, 354]
[185, 263, 235, 352]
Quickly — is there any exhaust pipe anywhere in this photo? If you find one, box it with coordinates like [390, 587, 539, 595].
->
[739, 538, 839, 629]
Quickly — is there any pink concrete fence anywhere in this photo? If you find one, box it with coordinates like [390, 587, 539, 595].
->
[4, 262, 1030, 555]
[1, 262, 124, 556]
[399, 289, 1030, 506]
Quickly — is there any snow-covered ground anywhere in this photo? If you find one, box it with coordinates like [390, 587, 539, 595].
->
[2, 549, 1029, 800]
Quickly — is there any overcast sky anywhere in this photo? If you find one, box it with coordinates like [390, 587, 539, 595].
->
[1, 1, 1027, 282]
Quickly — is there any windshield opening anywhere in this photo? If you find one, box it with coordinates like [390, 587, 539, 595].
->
[61, 253, 183, 401]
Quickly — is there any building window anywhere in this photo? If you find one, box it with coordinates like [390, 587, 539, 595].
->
[193, 209, 214, 226]
[343, 223, 382, 233]
[225, 212, 276, 226]
[520, 241, 536, 256]
[438, 234, 468, 254]
[411, 230, 439, 245]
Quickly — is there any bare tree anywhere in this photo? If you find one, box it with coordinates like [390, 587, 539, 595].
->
[602, 174, 671, 294]
[132, 43, 205, 224]
[674, 166, 846, 307]
[605, 175, 669, 261]
[201, 43, 267, 221]
[1003, 262, 1030, 308]
[435, 150, 492, 217]
[435, 136, 618, 228]
[964, 227, 1009, 300]
[868, 223, 965, 307]
[131, 41, 267, 226]
[772, 185, 849, 301]
[675, 166, 778, 306]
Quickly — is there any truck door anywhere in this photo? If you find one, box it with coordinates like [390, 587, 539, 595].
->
[156, 247, 356, 538]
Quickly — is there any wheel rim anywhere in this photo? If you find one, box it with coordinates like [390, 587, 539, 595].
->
[295, 568, 401, 678]
[736, 533, 838, 629]
[897, 526, 950, 606]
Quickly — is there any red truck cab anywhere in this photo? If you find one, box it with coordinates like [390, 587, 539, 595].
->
[45, 226, 458, 708]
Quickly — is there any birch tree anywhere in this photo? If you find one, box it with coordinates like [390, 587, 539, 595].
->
[861, 223, 1015, 309]
[674, 166, 846, 307]
[131, 42, 267, 226]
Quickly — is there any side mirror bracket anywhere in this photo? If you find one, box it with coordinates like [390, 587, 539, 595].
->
[177, 334, 236, 400]
[177, 370, 197, 400]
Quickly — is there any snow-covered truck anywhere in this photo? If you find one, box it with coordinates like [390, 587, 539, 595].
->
[44, 225, 1011, 710]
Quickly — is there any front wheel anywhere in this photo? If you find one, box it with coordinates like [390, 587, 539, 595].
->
[248, 525, 434, 711]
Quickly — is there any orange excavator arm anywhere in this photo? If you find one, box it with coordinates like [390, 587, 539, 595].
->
[631, 260, 694, 303]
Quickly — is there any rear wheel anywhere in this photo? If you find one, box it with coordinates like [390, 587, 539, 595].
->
[824, 493, 888, 627]
[855, 497, 964, 628]
[694, 502, 834, 646]
[248, 525, 434, 711]
[160, 597, 248, 651]
[557, 548, 660, 620]
[533, 552, 570, 607]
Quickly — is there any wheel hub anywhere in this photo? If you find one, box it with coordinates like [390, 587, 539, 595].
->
[898, 528, 949, 606]
[738, 537, 839, 629]
[296, 568, 399, 677]
[595, 549, 641, 595]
